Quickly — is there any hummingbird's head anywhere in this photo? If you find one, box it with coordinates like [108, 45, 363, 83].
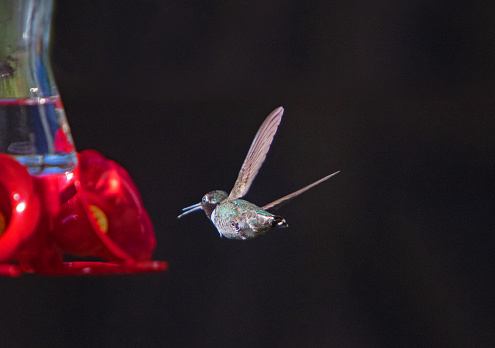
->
[177, 190, 228, 219]
[201, 190, 228, 219]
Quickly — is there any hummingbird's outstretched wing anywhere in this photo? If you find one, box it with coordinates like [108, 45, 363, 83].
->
[262, 171, 340, 211]
[228, 107, 284, 200]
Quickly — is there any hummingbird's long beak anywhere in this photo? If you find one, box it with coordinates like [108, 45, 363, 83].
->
[177, 202, 202, 218]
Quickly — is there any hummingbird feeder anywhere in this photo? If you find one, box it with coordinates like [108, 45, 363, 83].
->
[0, 0, 167, 276]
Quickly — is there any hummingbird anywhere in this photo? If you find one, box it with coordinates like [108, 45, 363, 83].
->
[177, 106, 339, 240]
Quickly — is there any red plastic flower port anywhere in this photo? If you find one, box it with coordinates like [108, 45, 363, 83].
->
[0, 154, 41, 277]
[0, 150, 167, 276]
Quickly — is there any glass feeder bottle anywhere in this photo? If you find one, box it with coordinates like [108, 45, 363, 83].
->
[0, 0, 77, 175]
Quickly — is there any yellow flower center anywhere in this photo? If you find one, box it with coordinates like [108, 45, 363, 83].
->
[0, 210, 5, 236]
[88, 204, 108, 233]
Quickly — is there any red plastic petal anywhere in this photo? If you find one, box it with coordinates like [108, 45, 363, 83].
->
[0, 154, 41, 264]
[54, 150, 158, 262]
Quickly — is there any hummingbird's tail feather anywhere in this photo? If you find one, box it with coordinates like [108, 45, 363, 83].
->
[272, 215, 288, 228]
[262, 171, 340, 211]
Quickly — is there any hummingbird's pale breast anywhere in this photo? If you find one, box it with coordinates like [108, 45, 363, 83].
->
[211, 200, 287, 240]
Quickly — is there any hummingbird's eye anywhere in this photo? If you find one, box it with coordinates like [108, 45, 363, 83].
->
[202, 197, 207, 202]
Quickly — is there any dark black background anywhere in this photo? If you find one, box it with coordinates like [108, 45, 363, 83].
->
[1, 1, 494, 347]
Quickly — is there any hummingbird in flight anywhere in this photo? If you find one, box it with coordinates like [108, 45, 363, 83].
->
[177, 107, 339, 240]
